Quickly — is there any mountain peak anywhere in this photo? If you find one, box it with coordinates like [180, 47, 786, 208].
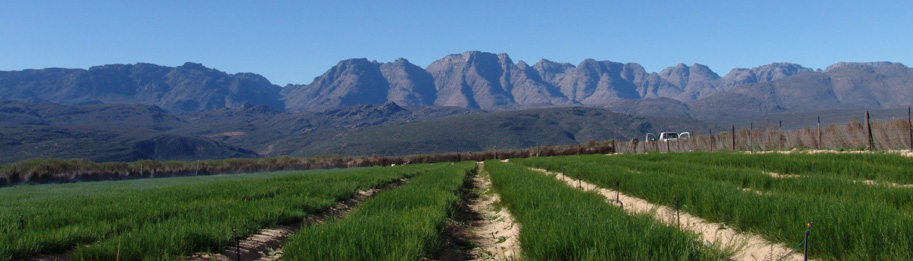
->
[180, 62, 209, 70]
[825, 61, 903, 71]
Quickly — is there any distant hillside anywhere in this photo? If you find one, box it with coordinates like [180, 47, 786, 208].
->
[0, 100, 708, 164]
[0, 100, 253, 164]
[689, 62, 913, 121]
[170, 102, 480, 155]
[0, 125, 257, 164]
[0, 63, 283, 113]
[0, 100, 479, 163]
[278, 106, 710, 157]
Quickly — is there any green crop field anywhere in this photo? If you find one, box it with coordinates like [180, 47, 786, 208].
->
[3, 151, 910, 260]
[281, 162, 475, 260]
[0, 165, 431, 260]
[483, 160, 726, 260]
[513, 152, 913, 260]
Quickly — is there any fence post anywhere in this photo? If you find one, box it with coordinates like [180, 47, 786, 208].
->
[690, 130, 695, 151]
[778, 120, 783, 150]
[908, 107, 912, 150]
[865, 110, 874, 150]
[731, 125, 736, 151]
[816, 116, 821, 150]
[749, 122, 753, 152]
[709, 128, 713, 152]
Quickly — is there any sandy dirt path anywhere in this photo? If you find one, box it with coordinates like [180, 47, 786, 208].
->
[188, 179, 407, 261]
[761, 171, 801, 178]
[854, 179, 913, 188]
[762, 169, 913, 188]
[465, 161, 521, 260]
[524, 166, 804, 261]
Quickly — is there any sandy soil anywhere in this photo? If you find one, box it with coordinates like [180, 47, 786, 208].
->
[466, 161, 521, 260]
[526, 167, 804, 261]
[188, 179, 407, 261]
[761, 171, 801, 179]
[854, 179, 913, 188]
[747, 149, 913, 158]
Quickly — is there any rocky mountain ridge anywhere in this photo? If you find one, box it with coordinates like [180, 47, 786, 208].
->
[2, 52, 910, 121]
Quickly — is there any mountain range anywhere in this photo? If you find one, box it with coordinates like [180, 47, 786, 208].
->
[2, 51, 911, 164]
[2, 51, 911, 121]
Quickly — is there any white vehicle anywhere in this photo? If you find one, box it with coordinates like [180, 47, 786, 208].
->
[646, 132, 691, 142]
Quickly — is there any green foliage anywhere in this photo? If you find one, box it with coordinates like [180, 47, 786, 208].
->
[514, 153, 913, 260]
[0, 165, 427, 260]
[484, 161, 722, 260]
[281, 162, 475, 260]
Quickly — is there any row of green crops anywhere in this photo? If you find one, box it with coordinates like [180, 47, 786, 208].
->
[597, 153, 913, 212]
[514, 154, 913, 260]
[0, 164, 432, 260]
[280, 162, 475, 260]
[484, 160, 726, 260]
[579, 154, 913, 213]
[631, 151, 913, 184]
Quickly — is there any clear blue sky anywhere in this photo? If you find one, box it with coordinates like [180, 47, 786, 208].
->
[2, 1, 911, 86]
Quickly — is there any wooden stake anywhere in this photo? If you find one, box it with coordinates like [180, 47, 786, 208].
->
[690, 130, 695, 151]
[749, 122, 753, 152]
[709, 128, 713, 152]
[866, 110, 874, 150]
[816, 116, 821, 149]
[731, 125, 736, 150]
[778, 120, 783, 150]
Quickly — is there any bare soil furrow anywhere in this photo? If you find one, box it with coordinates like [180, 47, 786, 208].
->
[466, 161, 521, 260]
